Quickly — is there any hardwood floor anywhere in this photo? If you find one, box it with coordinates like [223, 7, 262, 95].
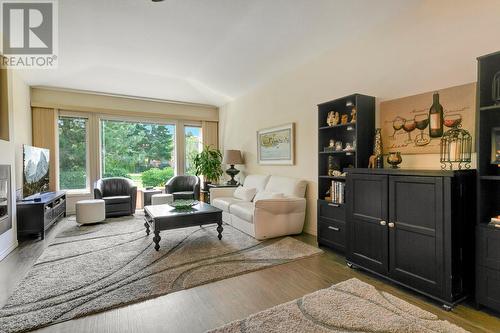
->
[1, 224, 499, 333]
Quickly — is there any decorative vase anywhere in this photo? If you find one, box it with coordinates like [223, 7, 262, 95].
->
[374, 128, 384, 168]
[387, 152, 402, 168]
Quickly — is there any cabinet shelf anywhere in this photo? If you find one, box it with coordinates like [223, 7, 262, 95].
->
[319, 150, 356, 155]
[480, 104, 500, 112]
[480, 175, 500, 180]
[319, 123, 356, 131]
[319, 175, 346, 180]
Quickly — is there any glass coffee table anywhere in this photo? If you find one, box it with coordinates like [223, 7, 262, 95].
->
[144, 202, 223, 251]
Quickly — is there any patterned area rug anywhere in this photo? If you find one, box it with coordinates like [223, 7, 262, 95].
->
[208, 278, 468, 333]
[0, 212, 321, 333]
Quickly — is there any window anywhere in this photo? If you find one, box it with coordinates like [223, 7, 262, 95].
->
[100, 119, 176, 188]
[184, 126, 203, 176]
[58, 116, 89, 190]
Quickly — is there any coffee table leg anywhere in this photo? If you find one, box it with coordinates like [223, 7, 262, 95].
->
[153, 230, 161, 251]
[144, 221, 150, 235]
[217, 221, 223, 240]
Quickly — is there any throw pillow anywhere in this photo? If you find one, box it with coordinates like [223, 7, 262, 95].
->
[233, 187, 257, 202]
[253, 191, 285, 202]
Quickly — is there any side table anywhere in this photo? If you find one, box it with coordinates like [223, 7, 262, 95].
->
[143, 189, 162, 206]
[205, 183, 239, 203]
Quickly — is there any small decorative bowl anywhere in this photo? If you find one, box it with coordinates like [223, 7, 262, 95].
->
[170, 200, 198, 210]
[387, 152, 403, 168]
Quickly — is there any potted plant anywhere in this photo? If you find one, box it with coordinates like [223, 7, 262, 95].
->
[193, 145, 223, 189]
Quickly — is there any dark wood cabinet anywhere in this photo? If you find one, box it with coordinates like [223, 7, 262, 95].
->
[475, 51, 500, 314]
[317, 201, 346, 252]
[388, 176, 444, 298]
[476, 224, 500, 311]
[316, 94, 375, 253]
[346, 169, 475, 309]
[17, 191, 66, 240]
[346, 173, 388, 275]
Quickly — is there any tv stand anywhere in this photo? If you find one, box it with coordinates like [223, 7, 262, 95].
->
[17, 191, 66, 240]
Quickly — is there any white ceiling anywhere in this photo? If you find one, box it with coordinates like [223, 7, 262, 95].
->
[18, 0, 418, 106]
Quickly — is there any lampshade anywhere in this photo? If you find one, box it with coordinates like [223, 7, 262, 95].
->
[223, 150, 243, 165]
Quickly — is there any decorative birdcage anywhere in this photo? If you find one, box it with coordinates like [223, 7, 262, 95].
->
[440, 125, 472, 170]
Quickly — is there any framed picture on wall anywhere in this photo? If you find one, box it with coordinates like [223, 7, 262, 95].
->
[257, 123, 295, 165]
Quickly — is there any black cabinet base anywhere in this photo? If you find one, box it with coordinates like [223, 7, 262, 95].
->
[17, 191, 67, 241]
[346, 260, 467, 310]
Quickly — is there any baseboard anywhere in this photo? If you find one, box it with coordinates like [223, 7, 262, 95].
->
[0, 240, 18, 261]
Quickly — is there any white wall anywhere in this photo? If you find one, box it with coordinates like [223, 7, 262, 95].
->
[0, 71, 31, 261]
[219, 0, 500, 235]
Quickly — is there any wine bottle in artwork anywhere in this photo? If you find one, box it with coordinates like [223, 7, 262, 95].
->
[428, 92, 444, 138]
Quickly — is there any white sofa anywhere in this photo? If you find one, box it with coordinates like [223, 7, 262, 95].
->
[210, 175, 307, 240]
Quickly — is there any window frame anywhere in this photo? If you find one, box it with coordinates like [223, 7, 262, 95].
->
[98, 114, 179, 186]
[184, 124, 203, 176]
[57, 111, 91, 194]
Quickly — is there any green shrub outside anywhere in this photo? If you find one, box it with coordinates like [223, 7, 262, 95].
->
[141, 167, 174, 187]
[60, 170, 86, 190]
[103, 167, 131, 179]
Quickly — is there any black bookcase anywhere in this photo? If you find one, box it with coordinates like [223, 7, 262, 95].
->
[475, 51, 500, 313]
[317, 94, 375, 252]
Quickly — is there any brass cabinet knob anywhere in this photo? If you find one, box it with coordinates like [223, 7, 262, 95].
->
[380, 220, 387, 226]
[388, 222, 395, 228]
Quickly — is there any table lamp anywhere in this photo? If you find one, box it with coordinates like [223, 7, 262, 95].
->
[223, 150, 243, 185]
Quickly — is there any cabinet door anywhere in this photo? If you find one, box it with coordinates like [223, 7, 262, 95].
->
[388, 176, 444, 298]
[346, 174, 388, 275]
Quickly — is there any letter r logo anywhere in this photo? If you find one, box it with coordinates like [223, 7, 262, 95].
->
[2, 2, 53, 54]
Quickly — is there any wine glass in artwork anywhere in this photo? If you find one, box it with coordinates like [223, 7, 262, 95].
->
[391, 116, 405, 139]
[444, 114, 462, 128]
[414, 114, 430, 146]
[403, 118, 417, 143]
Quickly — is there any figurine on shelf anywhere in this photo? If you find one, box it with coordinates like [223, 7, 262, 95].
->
[327, 111, 340, 126]
[344, 142, 353, 151]
[335, 141, 343, 151]
[350, 107, 357, 123]
[327, 156, 335, 176]
[327, 156, 341, 176]
[341, 114, 348, 125]
[324, 139, 336, 152]
[331, 170, 342, 177]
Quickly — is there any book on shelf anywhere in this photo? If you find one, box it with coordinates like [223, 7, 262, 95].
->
[330, 180, 345, 204]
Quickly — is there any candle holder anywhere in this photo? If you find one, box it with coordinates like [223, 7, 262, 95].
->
[440, 124, 472, 170]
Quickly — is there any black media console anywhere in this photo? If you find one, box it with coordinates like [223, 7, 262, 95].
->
[17, 191, 66, 240]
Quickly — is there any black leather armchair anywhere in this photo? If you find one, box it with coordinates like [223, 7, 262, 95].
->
[94, 177, 137, 217]
[165, 175, 200, 200]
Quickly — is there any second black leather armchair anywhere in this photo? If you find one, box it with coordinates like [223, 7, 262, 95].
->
[165, 175, 200, 200]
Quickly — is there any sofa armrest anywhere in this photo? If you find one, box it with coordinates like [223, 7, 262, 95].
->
[94, 180, 103, 199]
[210, 187, 237, 203]
[254, 198, 306, 214]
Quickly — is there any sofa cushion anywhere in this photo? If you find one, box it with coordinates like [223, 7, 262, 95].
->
[230, 202, 255, 222]
[233, 187, 257, 202]
[103, 196, 131, 205]
[243, 175, 270, 192]
[172, 191, 195, 200]
[212, 197, 241, 212]
[264, 176, 307, 198]
[253, 191, 285, 202]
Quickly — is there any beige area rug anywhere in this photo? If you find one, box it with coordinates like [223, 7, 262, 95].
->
[209, 278, 468, 333]
[0, 212, 321, 333]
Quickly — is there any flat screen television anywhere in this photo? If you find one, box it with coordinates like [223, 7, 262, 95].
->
[23, 145, 50, 198]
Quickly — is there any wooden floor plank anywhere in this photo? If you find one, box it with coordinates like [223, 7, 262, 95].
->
[0, 223, 499, 333]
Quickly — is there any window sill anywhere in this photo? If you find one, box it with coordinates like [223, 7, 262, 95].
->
[63, 190, 92, 197]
